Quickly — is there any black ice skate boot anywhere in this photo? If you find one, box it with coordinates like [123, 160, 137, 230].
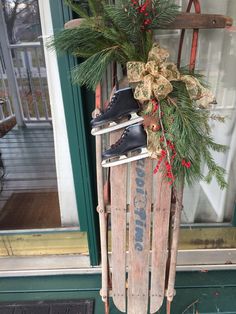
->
[91, 87, 143, 136]
[102, 123, 149, 167]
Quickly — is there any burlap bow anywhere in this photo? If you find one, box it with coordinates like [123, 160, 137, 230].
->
[127, 43, 215, 108]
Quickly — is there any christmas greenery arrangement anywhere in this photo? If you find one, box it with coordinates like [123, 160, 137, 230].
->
[49, 0, 227, 189]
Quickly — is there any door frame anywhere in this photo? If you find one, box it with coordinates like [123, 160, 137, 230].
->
[48, 0, 100, 265]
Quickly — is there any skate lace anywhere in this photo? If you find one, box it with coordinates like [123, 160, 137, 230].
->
[100, 94, 117, 115]
[107, 94, 117, 110]
[111, 129, 129, 148]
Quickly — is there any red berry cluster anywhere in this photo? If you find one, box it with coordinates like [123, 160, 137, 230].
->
[182, 159, 191, 168]
[130, 0, 152, 29]
[151, 98, 159, 113]
[153, 137, 177, 185]
[153, 150, 175, 185]
[153, 149, 166, 174]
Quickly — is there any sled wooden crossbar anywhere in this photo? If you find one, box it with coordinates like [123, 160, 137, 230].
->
[65, 14, 232, 30]
[163, 13, 232, 29]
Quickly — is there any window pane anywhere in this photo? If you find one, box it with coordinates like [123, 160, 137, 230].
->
[0, 0, 79, 230]
[181, 0, 236, 223]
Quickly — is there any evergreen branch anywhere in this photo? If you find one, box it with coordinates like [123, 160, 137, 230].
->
[72, 47, 119, 90]
[47, 26, 113, 56]
[87, 0, 103, 16]
[103, 4, 150, 60]
[163, 81, 227, 188]
[104, 5, 140, 42]
[151, 0, 179, 28]
[202, 149, 227, 189]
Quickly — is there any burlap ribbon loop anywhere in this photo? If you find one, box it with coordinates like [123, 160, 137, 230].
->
[127, 43, 216, 108]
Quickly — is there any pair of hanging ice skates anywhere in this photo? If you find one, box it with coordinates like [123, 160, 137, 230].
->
[91, 87, 149, 167]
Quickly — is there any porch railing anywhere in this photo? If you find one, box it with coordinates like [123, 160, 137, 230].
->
[0, 61, 14, 123]
[0, 42, 51, 123]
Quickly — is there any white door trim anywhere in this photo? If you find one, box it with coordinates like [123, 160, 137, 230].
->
[38, 0, 79, 227]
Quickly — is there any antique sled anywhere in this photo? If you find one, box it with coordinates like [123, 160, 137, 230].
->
[65, 1, 233, 313]
[93, 2, 232, 314]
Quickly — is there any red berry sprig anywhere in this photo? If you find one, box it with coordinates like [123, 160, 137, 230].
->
[151, 98, 159, 113]
[152, 98, 177, 185]
[182, 159, 191, 168]
[153, 150, 175, 185]
[130, 0, 153, 30]
[153, 149, 166, 174]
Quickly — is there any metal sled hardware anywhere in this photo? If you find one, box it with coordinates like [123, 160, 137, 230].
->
[91, 113, 144, 136]
[101, 147, 149, 168]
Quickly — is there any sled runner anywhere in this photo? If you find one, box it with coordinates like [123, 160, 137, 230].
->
[65, 1, 232, 313]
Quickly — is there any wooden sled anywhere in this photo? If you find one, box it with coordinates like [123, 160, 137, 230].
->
[64, 1, 233, 313]
[94, 2, 232, 314]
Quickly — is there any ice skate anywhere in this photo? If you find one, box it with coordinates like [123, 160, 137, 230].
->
[91, 87, 143, 136]
[102, 123, 149, 167]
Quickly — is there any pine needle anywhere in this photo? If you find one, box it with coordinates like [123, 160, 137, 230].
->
[72, 47, 118, 90]
[49, 0, 179, 88]
[161, 80, 227, 188]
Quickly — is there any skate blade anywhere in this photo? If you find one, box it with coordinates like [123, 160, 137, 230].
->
[91, 113, 143, 136]
[101, 148, 149, 168]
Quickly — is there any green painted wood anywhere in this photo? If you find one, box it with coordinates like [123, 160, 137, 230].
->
[0, 275, 105, 314]
[49, 0, 100, 266]
[232, 204, 236, 227]
[160, 287, 236, 314]
[0, 272, 236, 313]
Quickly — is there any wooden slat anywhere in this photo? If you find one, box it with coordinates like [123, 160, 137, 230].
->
[164, 13, 233, 29]
[0, 147, 54, 154]
[128, 158, 152, 314]
[3, 159, 55, 166]
[4, 164, 56, 173]
[4, 179, 57, 190]
[1, 138, 54, 144]
[1, 128, 53, 138]
[0, 126, 57, 209]
[2, 135, 54, 141]
[64, 14, 233, 32]
[0, 142, 54, 148]
[150, 170, 172, 313]
[5, 172, 56, 180]
[110, 130, 127, 313]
